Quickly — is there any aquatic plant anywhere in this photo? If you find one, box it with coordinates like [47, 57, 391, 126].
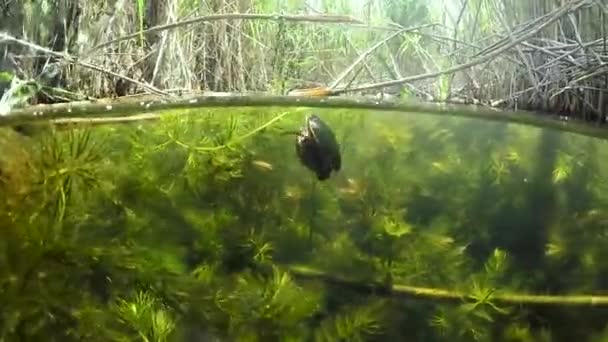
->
[0, 105, 608, 341]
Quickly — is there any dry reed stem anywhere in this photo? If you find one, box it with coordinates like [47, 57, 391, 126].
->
[0, 32, 169, 96]
[340, 34, 378, 83]
[329, 23, 436, 90]
[87, 13, 365, 54]
[494, 0, 540, 97]
[333, 0, 588, 95]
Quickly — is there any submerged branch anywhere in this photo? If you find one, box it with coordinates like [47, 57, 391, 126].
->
[289, 265, 608, 307]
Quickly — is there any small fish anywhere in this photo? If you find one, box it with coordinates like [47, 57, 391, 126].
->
[338, 178, 361, 196]
[283, 185, 303, 200]
[251, 160, 273, 171]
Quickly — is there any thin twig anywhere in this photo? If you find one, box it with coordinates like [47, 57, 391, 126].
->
[329, 23, 436, 89]
[341, 33, 379, 83]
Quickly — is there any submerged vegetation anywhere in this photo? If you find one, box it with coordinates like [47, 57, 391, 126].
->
[1, 106, 608, 340]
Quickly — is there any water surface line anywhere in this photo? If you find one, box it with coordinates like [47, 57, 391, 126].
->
[4, 95, 608, 141]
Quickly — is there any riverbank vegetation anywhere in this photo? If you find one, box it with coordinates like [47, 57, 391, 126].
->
[1, 0, 606, 121]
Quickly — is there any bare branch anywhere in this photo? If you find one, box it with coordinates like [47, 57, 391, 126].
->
[329, 24, 436, 90]
[4, 93, 608, 141]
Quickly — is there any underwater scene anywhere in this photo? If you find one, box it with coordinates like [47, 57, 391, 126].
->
[2, 106, 608, 341]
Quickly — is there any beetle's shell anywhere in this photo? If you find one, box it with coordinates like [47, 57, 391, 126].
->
[295, 114, 341, 180]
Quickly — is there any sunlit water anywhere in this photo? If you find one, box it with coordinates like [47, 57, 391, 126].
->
[1, 105, 608, 341]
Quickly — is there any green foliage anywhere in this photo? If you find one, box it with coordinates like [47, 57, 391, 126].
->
[135, 0, 146, 46]
[0, 72, 12, 83]
[384, 0, 429, 26]
[216, 266, 322, 340]
[114, 290, 176, 342]
[0, 76, 41, 115]
[314, 300, 384, 342]
[37, 129, 106, 227]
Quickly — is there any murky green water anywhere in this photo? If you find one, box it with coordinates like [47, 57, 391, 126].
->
[2, 105, 608, 341]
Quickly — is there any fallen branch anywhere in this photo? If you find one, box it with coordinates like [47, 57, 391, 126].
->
[0, 32, 169, 96]
[288, 265, 608, 307]
[4, 93, 608, 141]
[331, 0, 587, 95]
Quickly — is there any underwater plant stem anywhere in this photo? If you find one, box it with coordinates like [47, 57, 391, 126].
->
[170, 110, 294, 152]
[308, 178, 317, 247]
[138, 332, 150, 342]
[288, 265, 608, 307]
